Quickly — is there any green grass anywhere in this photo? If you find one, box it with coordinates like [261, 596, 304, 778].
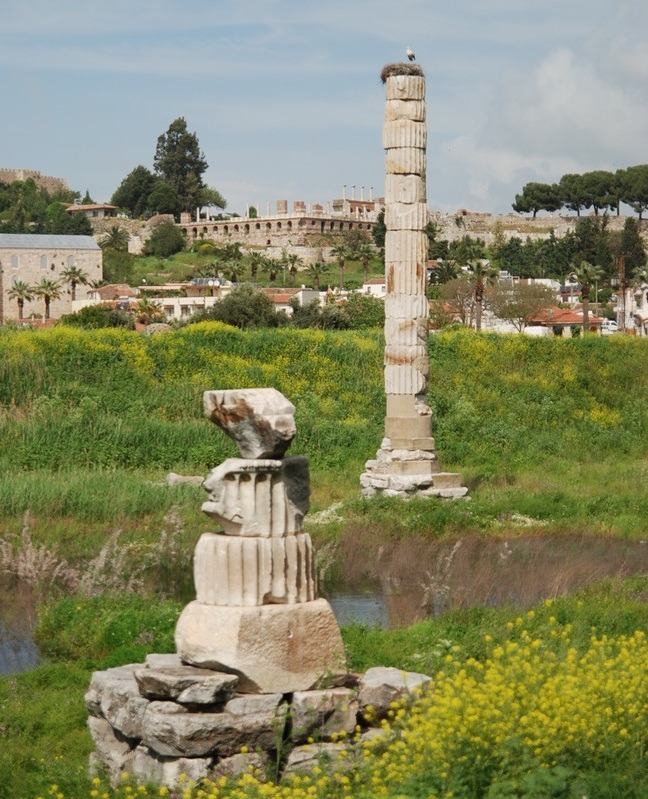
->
[131, 250, 384, 289]
[0, 326, 647, 553]
[0, 576, 644, 799]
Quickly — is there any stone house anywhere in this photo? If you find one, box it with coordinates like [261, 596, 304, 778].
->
[66, 203, 118, 219]
[0, 234, 102, 322]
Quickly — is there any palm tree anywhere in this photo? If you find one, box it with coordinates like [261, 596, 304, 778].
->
[307, 262, 329, 291]
[429, 260, 460, 286]
[286, 253, 303, 285]
[330, 244, 348, 290]
[356, 243, 374, 284]
[61, 265, 90, 301]
[248, 252, 263, 284]
[100, 226, 129, 252]
[572, 260, 605, 333]
[7, 280, 33, 320]
[469, 259, 499, 332]
[135, 297, 164, 325]
[262, 257, 280, 285]
[34, 278, 63, 320]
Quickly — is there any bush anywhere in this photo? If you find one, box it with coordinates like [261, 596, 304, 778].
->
[144, 220, 185, 257]
[103, 249, 135, 283]
[344, 292, 385, 328]
[196, 284, 287, 329]
[59, 304, 135, 330]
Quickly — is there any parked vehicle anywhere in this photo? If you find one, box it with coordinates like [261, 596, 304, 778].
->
[601, 319, 618, 335]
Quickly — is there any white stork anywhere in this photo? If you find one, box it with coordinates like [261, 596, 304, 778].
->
[406, 46, 416, 62]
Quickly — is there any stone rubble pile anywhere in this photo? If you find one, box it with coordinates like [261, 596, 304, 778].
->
[87, 659, 431, 787]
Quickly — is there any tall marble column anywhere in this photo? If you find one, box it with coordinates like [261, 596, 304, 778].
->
[361, 63, 467, 500]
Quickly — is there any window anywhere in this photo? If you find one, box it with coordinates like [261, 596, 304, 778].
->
[11, 255, 19, 269]
[67, 255, 75, 267]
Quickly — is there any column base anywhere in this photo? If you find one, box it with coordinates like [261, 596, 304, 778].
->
[175, 599, 346, 694]
[360, 437, 468, 499]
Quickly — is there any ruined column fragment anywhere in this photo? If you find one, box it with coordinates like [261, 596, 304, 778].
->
[360, 63, 467, 500]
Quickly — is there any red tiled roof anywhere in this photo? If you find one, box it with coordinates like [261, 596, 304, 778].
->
[364, 277, 386, 285]
[93, 283, 137, 300]
[530, 306, 603, 325]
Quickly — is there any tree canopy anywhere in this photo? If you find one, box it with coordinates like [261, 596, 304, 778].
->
[513, 164, 648, 218]
[154, 117, 209, 213]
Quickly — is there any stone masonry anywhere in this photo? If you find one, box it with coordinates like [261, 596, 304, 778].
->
[361, 64, 467, 500]
[86, 386, 434, 788]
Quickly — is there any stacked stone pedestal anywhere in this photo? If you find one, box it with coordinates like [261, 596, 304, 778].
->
[361, 65, 467, 500]
[86, 656, 431, 788]
[88, 387, 348, 785]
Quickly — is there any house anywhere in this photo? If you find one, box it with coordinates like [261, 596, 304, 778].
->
[362, 277, 387, 297]
[528, 306, 603, 336]
[66, 203, 118, 219]
[0, 234, 102, 322]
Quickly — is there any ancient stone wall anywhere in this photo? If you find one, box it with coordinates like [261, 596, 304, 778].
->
[0, 168, 69, 195]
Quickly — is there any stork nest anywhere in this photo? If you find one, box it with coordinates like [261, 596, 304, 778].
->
[380, 62, 424, 83]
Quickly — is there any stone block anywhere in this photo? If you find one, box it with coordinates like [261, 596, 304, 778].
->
[387, 436, 436, 451]
[431, 472, 465, 489]
[385, 202, 428, 231]
[291, 688, 358, 743]
[384, 364, 427, 395]
[134, 666, 238, 704]
[384, 317, 428, 348]
[384, 415, 432, 440]
[212, 752, 268, 780]
[141, 697, 283, 758]
[385, 99, 426, 121]
[385, 148, 426, 175]
[385, 393, 419, 417]
[383, 120, 426, 150]
[131, 745, 213, 788]
[87, 666, 150, 740]
[385, 262, 427, 296]
[283, 743, 351, 776]
[385, 230, 428, 262]
[145, 653, 183, 669]
[384, 174, 426, 204]
[203, 388, 296, 459]
[175, 598, 346, 694]
[384, 294, 428, 319]
[385, 74, 425, 101]
[201, 455, 309, 537]
[388, 474, 436, 491]
[87, 716, 135, 777]
[385, 345, 427, 368]
[194, 532, 316, 606]
[378, 448, 437, 462]
[359, 667, 431, 717]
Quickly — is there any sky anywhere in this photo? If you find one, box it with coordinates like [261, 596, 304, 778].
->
[0, 0, 646, 216]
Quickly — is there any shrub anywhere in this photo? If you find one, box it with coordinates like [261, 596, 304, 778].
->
[196, 284, 287, 329]
[58, 304, 135, 330]
[344, 292, 385, 328]
[144, 220, 185, 257]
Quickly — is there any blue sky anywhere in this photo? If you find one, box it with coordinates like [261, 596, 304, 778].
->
[1, 1, 646, 215]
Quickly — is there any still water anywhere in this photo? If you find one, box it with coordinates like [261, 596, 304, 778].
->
[1, 534, 646, 676]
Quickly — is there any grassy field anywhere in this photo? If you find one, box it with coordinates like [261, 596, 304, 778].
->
[0, 324, 647, 798]
[0, 324, 646, 556]
[131, 250, 384, 289]
[1, 576, 645, 799]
